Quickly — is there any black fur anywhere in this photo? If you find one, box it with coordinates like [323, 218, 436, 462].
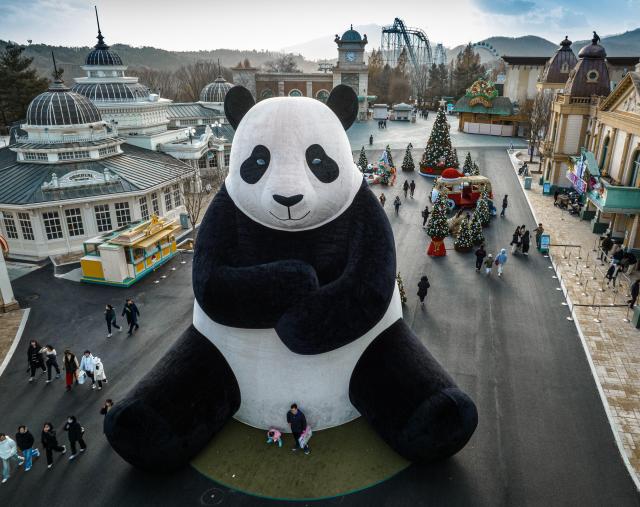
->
[349, 319, 478, 462]
[104, 325, 240, 472]
[224, 86, 255, 129]
[326, 84, 359, 130]
[193, 180, 396, 355]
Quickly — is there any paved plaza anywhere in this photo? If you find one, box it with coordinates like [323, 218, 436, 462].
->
[0, 126, 638, 505]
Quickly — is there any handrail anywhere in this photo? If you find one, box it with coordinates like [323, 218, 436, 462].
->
[16, 132, 117, 145]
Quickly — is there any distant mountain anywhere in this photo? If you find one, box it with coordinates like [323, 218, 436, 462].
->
[447, 36, 558, 63]
[282, 24, 383, 61]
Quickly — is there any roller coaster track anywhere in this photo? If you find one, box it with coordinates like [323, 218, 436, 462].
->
[381, 18, 433, 72]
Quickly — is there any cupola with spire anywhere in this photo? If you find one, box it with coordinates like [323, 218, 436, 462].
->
[564, 31, 610, 98]
[539, 36, 578, 85]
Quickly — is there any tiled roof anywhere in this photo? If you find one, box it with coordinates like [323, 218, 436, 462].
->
[453, 96, 514, 116]
[0, 144, 190, 206]
[166, 103, 224, 119]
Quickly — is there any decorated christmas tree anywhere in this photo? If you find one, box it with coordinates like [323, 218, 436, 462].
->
[454, 216, 473, 252]
[420, 107, 459, 176]
[471, 161, 480, 176]
[357, 146, 368, 171]
[470, 211, 485, 244]
[396, 272, 407, 304]
[476, 190, 491, 226]
[462, 152, 473, 174]
[426, 192, 449, 256]
[385, 145, 394, 167]
[401, 145, 415, 172]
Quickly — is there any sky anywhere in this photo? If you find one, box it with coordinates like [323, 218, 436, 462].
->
[0, 0, 639, 54]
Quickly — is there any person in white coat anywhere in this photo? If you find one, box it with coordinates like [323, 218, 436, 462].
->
[0, 433, 24, 483]
[79, 350, 97, 390]
[93, 357, 107, 391]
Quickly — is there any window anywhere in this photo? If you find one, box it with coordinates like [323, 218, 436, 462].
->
[98, 146, 118, 157]
[23, 152, 48, 161]
[629, 150, 640, 188]
[181, 119, 198, 126]
[65, 208, 85, 237]
[2, 212, 18, 239]
[600, 136, 610, 169]
[164, 187, 173, 211]
[198, 156, 208, 169]
[151, 192, 160, 216]
[94, 204, 112, 232]
[587, 70, 599, 83]
[115, 202, 131, 227]
[224, 150, 230, 166]
[139, 196, 149, 221]
[58, 151, 90, 161]
[18, 213, 34, 240]
[316, 89, 330, 102]
[173, 184, 182, 207]
[289, 89, 303, 97]
[560, 63, 569, 73]
[42, 211, 63, 240]
[260, 89, 274, 100]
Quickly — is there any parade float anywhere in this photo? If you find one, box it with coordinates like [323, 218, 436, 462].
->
[419, 106, 459, 177]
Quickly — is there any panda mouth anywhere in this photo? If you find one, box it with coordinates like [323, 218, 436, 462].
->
[269, 210, 311, 221]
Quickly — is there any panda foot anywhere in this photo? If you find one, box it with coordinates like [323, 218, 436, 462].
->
[394, 387, 478, 463]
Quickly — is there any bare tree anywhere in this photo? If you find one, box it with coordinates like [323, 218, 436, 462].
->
[174, 60, 219, 102]
[263, 53, 301, 73]
[410, 63, 430, 106]
[129, 67, 180, 100]
[523, 91, 554, 164]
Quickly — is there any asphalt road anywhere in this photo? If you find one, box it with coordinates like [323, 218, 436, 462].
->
[0, 147, 638, 507]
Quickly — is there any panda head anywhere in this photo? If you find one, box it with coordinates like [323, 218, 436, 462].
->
[224, 85, 361, 231]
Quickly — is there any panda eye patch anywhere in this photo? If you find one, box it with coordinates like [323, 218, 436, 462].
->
[240, 145, 270, 184]
[305, 144, 339, 183]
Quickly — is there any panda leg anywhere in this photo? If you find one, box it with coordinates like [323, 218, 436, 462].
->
[104, 325, 240, 471]
[349, 319, 477, 462]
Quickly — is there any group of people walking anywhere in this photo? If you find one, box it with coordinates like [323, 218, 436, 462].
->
[0, 416, 87, 482]
[473, 244, 509, 277]
[510, 225, 531, 255]
[105, 299, 140, 337]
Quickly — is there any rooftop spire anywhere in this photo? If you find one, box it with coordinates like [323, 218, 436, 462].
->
[49, 51, 68, 90]
[94, 5, 108, 49]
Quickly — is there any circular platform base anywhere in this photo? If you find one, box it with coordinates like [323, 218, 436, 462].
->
[191, 418, 410, 501]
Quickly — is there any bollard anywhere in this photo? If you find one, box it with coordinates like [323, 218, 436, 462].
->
[576, 246, 582, 260]
[594, 305, 602, 323]
[624, 305, 631, 323]
[563, 245, 568, 259]
[574, 258, 580, 276]
[582, 278, 589, 297]
[599, 277, 606, 292]
[576, 269, 582, 286]
[591, 292, 597, 310]
[592, 262, 598, 280]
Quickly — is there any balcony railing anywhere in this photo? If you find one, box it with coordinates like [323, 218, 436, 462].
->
[587, 177, 640, 212]
[16, 131, 118, 145]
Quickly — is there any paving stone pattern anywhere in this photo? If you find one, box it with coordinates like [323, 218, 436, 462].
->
[509, 151, 640, 479]
[0, 309, 25, 367]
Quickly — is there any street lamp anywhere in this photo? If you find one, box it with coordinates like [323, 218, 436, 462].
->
[188, 127, 196, 144]
[211, 121, 221, 138]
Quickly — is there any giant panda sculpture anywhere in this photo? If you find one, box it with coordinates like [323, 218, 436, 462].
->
[104, 84, 478, 471]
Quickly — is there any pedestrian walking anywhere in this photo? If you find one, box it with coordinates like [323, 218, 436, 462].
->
[403, 180, 409, 199]
[554, 189, 560, 204]
[612, 246, 624, 265]
[379, 193, 386, 207]
[495, 249, 508, 277]
[93, 356, 107, 390]
[64, 416, 86, 460]
[500, 195, 508, 217]
[534, 223, 544, 250]
[41, 345, 61, 384]
[287, 404, 310, 455]
[122, 299, 140, 336]
[510, 226, 522, 254]
[369, 134, 373, 146]
[600, 234, 613, 263]
[0, 433, 24, 483]
[417, 276, 430, 305]
[80, 350, 98, 390]
[605, 263, 620, 287]
[521, 228, 531, 256]
[100, 399, 114, 417]
[409, 180, 416, 198]
[27, 340, 46, 382]
[15, 425, 39, 472]
[63, 349, 79, 392]
[628, 279, 640, 308]
[393, 196, 401, 215]
[484, 254, 494, 275]
[105, 304, 122, 338]
[41, 423, 65, 469]
[421, 205, 430, 227]
[475, 244, 487, 271]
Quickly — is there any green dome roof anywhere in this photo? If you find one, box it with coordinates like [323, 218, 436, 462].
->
[341, 26, 362, 42]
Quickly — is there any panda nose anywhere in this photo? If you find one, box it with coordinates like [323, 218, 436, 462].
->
[272, 194, 303, 207]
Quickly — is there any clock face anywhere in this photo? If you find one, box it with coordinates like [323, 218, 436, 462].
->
[345, 51, 356, 62]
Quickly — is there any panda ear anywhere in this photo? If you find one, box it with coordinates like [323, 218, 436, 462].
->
[224, 86, 255, 130]
[326, 84, 358, 130]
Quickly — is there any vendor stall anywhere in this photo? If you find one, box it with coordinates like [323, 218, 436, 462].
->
[80, 215, 181, 287]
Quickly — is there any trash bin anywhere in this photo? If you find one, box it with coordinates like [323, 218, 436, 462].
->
[539, 233, 550, 254]
[180, 213, 189, 230]
[524, 176, 532, 189]
[632, 306, 640, 329]
[543, 182, 552, 195]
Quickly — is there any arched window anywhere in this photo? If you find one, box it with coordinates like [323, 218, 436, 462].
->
[599, 135, 610, 169]
[316, 89, 330, 102]
[260, 89, 274, 100]
[560, 62, 569, 73]
[289, 89, 303, 97]
[629, 150, 640, 187]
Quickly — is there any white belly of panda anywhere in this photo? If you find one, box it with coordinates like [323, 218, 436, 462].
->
[193, 286, 402, 432]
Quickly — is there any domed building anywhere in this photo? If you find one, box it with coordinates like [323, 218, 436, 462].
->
[0, 70, 192, 263]
[538, 36, 578, 90]
[564, 35, 611, 98]
[200, 75, 233, 104]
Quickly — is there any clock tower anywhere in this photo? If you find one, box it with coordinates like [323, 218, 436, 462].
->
[333, 25, 369, 121]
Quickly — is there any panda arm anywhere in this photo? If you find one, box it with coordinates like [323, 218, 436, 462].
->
[193, 186, 320, 328]
[275, 186, 396, 354]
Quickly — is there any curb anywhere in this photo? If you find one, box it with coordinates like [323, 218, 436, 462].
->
[507, 149, 640, 491]
[0, 308, 30, 378]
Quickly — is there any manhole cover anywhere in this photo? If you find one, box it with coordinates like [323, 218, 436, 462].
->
[200, 488, 225, 505]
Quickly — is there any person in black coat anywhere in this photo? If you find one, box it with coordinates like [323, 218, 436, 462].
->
[500, 195, 508, 217]
[286, 404, 309, 454]
[521, 229, 531, 256]
[510, 226, 521, 254]
[15, 425, 39, 472]
[417, 275, 430, 305]
[27, 340, 46, 382]
[629, 279, 640, 309]
[105, 304, 121, 338]
[421, 205, 430, 227]
[64, 416, 86, 459]
[475, 245, 487, 271]
[600, 235, 613, 263]
[41, 423, 65, 468]
[122, 299, 140, 336]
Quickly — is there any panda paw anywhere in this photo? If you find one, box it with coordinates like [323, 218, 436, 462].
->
[395, 387, 478, 463]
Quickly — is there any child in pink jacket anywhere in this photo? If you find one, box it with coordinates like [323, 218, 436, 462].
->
[266, 429, 282, 448]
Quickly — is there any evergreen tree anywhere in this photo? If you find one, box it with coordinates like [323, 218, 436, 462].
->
[476, 190, 491, 226]
[385, 145, 394, 167]
[454, 216, 473, 251]
[453, 44, 485, 97]
[428, 63, 449, 99]
[401, 145, 415, 172]
[420, 107, 459, 169]
[426, 193, 449, 239]
[471, 161, 480, 176]
[470, 211, 485, 244]
[462, 152, 473, 174]
[0, 44, 48, 130]
[357, 146, 368, 170]
[396, 272, 407, 304]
